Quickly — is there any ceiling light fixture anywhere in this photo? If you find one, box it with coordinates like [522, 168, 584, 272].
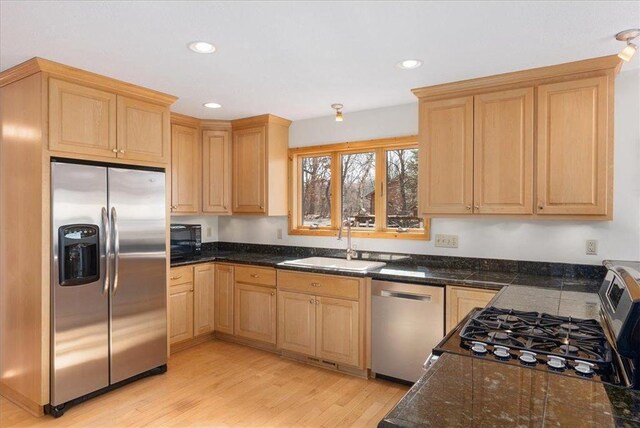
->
[397, 59, 423, 70]
[203, 102, 222, 109]
[188, 41, 216, 54]
[331, 104, 344, 122]
[615, 29, 639, 62]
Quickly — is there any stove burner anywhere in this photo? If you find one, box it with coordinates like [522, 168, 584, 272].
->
[560, 323, 580, 332]
[497, 314, 519, 323]
[526, 327, 544, 335]
[488, 332, 510, 341]
[559, 344, 579, 354]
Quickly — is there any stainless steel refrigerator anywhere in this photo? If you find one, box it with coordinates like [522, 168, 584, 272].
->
[49, 160, 167, 417]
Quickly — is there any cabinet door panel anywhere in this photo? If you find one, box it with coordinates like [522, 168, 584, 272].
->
[203, 129, 231, 213]
[214, 265, 234, 334]
[171, 124, 200, 213]
[233, 126, 266, 213]
[446, 286, 497, 333]
[169, 288, 194, 344]
[117, 96, 169, 163]
[537, 76, 609, 215]
[194, 264, 215, 336]
[277, 291, 316, 356]
[419, 96, 474, 214]
[474, 88, 534, 214]
[234, 283, 277, 344]
[49, 79, 117, 157]
[316, 296, 359, 367]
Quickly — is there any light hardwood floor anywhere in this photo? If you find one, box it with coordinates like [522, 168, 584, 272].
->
[1, 340, 408, 427]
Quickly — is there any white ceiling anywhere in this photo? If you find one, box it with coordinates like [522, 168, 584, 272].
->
[1, 1, 639, 121]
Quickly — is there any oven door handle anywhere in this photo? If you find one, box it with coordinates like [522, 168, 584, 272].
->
[101, 207, 110, 295]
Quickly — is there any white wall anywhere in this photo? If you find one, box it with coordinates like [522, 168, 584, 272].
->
[218, 68, 640, 265]
[171, 216, 219, 243]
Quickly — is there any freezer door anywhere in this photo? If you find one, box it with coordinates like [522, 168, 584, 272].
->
[108, 167, 167, 383]
[51, 162, 109, 406]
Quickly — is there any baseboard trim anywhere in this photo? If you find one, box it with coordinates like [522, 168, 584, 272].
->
[0, 383, 44, 417]
[213, 332, 279, 354]
[170, 332, 215, 354]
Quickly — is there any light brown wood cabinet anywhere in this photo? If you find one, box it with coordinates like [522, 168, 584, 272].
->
[446, 285, 498, 333]
[474, 88, 534, 214]
[202, 129, 232, 213]
[234, 283, 277, 344]
[194, 263, 215, 336]
[169, 282, 194, 345]
[419, 89, 534, 215]
[536, 76, 611, 216]
[171, 124, 200, 213]
[413, 55, 620, 219]
[231, 115, 291, 215]
[117, 96, 170, 163]
[277, 271, 364, 368]
[214, 264, 234, 334]
[419, 96, 474, 214]
[49, 78, 117, 157]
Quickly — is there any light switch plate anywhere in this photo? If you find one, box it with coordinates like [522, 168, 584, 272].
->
[206, 227, 212, 238]
[586, 239, 598, 255]
[435, 234, 458, 248]
[276, 228, 283, 240]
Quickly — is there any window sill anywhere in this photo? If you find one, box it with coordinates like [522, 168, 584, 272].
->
[288, 228, 430, 241]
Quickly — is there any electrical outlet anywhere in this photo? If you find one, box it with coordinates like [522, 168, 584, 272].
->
[586, 239, 598, 255]
[435, 234, 459, 248]
[276, 228, 283, 240]
[206, 227, 212, 238]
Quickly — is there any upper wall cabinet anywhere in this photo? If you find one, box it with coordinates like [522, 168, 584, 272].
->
[202, 129, 232, 214]
[536, 76, 610, 216]
[171, 123, 200, 213]
[44, 64, 175, 166]
[413, 55, 620, 220]
[117, 96, 170, 163]
[49, 79, 117, 157]
[231, 115, 291, 216]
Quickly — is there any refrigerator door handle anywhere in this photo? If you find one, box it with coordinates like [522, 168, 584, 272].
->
[101, 207, 110, 295]
[111, 206, 120, 295]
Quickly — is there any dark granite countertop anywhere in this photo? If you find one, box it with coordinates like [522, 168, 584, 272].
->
[380, 353, 640, 428]
[171, 249, 604, 293]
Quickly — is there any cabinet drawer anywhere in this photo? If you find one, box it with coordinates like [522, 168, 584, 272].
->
[277, 270, 360, 300]
[235, 265, 276, 287]
[170, 266, 193, 287]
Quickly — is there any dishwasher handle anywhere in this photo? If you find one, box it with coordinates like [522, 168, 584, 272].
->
[379, 290, 432, 302]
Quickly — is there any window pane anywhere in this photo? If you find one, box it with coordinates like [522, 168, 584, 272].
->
[386, 148, 422, 229]
[341, 152, 376, 228]
[301, 155, 332, 227]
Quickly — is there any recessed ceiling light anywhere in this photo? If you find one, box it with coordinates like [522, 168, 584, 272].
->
[188, 41, 216, 54]
[203, 102, 222, 109]
[397, 59, 423, 70]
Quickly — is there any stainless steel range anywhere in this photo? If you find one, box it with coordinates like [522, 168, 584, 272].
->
[431, 264, 640, 390]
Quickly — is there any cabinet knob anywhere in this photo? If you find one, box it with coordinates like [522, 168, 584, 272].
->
[474, 205, 480, 210]
[309, 298, 315, 304]
[315, 300, 320, 305]
[465, 205, 471, 210]
[259, 205, 264, 210]
[250, 274, 259, 278]
[119, 149, 125, 154]
[311, 282, 321, 287]
[170, 275, 182, 280]
[270, 291, 275, 296]
[538, 205, 544, 210]
[112, 148, 118, 153]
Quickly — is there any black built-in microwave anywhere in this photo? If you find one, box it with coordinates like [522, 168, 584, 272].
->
[170, 224, 202, 260]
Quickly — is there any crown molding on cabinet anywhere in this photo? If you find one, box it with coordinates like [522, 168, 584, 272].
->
[412, 54, 623, 99]
[0, 57, 178, 105]
[231, 114, 292, 129]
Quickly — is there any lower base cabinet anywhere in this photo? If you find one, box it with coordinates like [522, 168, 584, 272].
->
[234, 283, 277, 344]
[169, 282, 194, 344]
[277, 276, 362, 369]
[214, 264, 234, 334]
[194, 263, 215, 336]
[446, 285, 498, 333]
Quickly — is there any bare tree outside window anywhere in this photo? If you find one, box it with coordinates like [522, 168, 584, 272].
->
[341, 152, 376, 228]
[386, 148, 422, 229]
[301, 155, 332, 226]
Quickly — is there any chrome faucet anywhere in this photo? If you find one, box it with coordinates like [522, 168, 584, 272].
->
[338, 216, 356, 261]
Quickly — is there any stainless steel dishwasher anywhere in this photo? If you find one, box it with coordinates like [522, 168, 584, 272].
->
[371, 280, 444, 383]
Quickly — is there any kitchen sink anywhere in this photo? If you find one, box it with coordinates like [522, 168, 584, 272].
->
[281, 257, 386, 272]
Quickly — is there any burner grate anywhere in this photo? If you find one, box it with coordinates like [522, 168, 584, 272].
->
[459, 307, 612, 365]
